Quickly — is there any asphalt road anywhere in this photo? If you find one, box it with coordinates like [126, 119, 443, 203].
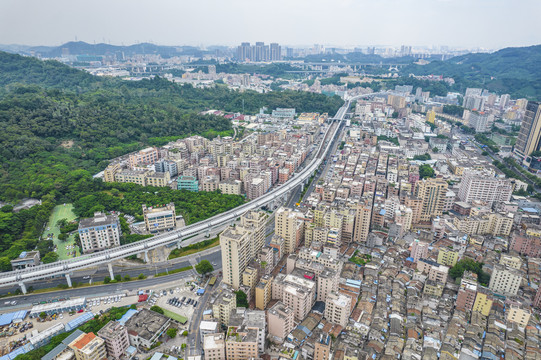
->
[186, 277, 222, 357]
[0, 249, 222, 306]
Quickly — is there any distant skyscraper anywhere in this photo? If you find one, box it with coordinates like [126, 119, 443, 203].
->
[514, 102, 541, 162]
[270, 43, 281, 61]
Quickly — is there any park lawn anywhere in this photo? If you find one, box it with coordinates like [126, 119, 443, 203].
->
[42, 204, 81, 260]
[163, 309, 188, 324]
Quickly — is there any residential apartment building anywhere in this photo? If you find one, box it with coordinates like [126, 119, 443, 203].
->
[414, 177, 448, 221]
[324, 291, 352, 327]
[142, 203, 177, 234]
[203, 333, 226, 360]
[489, 264, 522, 296]
[78, 212, 121, 254]
[219, 179, 242, 195]
[225, 325, 259, 360]
[129, 147, 159, 167]
[457, 171, 513, 205]
[276, 207, 304, 255]
[177, 175, 199, 192]
[437, 248, 459, 267]
[314, 334, 332, 360]
[507, 305, 531, 327]
[97, 321, 129, 360]
[212, 290, 237, 326]
[410, 239, 429, 263]
[68, 332, 107, 360]
[267, 301, 294, 342]
[255, 275, 272, 310]
[272, 272, 316, 321]
[221, 211, 267, 289]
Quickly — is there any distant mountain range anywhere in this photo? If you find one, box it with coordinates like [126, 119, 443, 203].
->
[0, 41, 209, 58]
[400, 45, 541, 99]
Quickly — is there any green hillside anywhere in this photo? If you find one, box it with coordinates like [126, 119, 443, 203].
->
[401, 45, 541, 99]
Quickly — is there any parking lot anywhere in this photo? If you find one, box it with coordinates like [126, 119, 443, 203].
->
[150, 284, 203, 324]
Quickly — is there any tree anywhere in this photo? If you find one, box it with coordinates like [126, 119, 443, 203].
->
[235, 290, 248, 308]
[39, 312, 47, 319]
[56, 218, 68, 228]
[482, 151, 489, 156]
[138, 273, 146, 280]
[432, 147, 439, 153]
[123, 275, 131, 281]
[114, 274, 121, 282]
[104, 276, 111, 284]
[150, 305, 164, 315]
[182, 330, 188, 336]
[42, 252, 59, 264]
[195, 260, 214, 275]
[58, 233, 69, 241]
[419, 164, 435, 179]
[181, 343, 187, 349]
[166, 328, 178, 338]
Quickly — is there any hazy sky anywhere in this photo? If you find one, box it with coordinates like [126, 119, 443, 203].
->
[1, 0, 540, 49]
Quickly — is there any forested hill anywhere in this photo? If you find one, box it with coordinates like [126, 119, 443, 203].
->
[0, 52, 343, 201]
[400, 45, 541, 99]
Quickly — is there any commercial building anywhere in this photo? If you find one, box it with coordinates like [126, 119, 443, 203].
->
[97, 321, 129, 360]
[324, 291, 352, 327]
[124, 309, 171, 349]
[457, 171, 513, 205]
[78, 212, 121, 253]
[203, 333, 225, 360]
[68, 332, 107, 360]
[514, 101, 541, 162]
[267, 301, 294, 342]
[142, 203, 177, 234]
[488, 264, 522, 296]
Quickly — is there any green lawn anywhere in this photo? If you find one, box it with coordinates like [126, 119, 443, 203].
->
[163, 309, 188, 324]
[42, 204, 80, 260]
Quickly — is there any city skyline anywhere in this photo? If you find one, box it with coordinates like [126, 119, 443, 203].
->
[1, 0, 540, 49]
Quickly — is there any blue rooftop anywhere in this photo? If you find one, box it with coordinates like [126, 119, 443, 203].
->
[65, 312, 94, 332]
[0, 310, 28, 326]
[118, 309, 138, 326]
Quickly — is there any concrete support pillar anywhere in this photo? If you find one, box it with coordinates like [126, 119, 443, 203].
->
[19, 282, 27, 295]
[205, 228, 210, 237]
[144, 251, 150, 264]
[66, 273, 72, 288]
[108, 263, 114, 279]
[177, 241, 182, 250]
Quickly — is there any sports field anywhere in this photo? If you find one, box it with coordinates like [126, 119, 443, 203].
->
[42, 204, 80, 260]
